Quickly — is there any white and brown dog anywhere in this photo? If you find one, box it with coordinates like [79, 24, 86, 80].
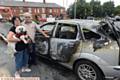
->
[13, 26, 30, 44]
[8, 26, 31, 54]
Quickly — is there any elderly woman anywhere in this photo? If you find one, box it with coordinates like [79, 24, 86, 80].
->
[7, 16, 31, 78]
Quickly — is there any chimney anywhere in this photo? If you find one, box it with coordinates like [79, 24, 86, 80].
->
[43, 0, 46, 4]
[23, 0, 25, 2]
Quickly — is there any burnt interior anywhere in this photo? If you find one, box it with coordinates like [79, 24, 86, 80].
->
[98, 22, 117, 40]
[82, 28, 101, 40]
[55, 23, 78, 39]
[82, 28, 111, 51]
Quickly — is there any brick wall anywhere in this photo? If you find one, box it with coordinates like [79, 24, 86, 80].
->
[10, 7, 65, 18]
[0, 6, 66, 20]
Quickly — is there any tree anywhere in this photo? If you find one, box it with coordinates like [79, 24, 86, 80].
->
[114, 6, 120, 15]
[90, 0, 102, 17]
[84, 3, 91, 17]
[67, 0, 116, 18]
[102, 1, 115, 17]
[67, 0, 102, 18]
[67, 0, 88, 19]
[67, 4, 74, 18]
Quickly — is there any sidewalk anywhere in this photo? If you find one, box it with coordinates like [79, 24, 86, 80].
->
[0, 40, 15, 77]
[0, 40, 41, 77]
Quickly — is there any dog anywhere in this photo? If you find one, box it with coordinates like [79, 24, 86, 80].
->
[13, 26, 30, 44]
[8, 26, 31, 54]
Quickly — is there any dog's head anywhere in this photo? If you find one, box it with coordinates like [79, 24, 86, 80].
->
[15, 26, 26, 34]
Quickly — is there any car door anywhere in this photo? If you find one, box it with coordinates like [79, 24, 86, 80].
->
[50, 22, 81, 62]
[35, 22, 56, 55]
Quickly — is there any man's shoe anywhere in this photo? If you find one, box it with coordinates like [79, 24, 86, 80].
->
[21, 68, 31, 72]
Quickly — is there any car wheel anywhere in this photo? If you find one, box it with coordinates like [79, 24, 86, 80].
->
[75, 60, 105, 80]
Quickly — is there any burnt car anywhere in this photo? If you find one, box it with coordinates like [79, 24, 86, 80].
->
[35, 19, 120, 80]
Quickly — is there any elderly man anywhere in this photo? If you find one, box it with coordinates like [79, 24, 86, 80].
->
[22, 12, 49, 66]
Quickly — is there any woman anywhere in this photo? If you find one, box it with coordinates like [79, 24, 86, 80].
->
[7, 16, 31, 78]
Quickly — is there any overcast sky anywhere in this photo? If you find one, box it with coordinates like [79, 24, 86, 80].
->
[16, 0, 120, 8]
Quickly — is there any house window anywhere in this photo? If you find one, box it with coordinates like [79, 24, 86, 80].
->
[28, 8, 32, 13]
[41, 14, 46, 18]
[34, 8, 36, 13]
[19, 7, 23, 13]
[54, 9, 56, 13]
[37, 8, 40, 13]
[49, 9, 52, 13]
[57, 9, 59, 13]
[20, 9, 23, 13]
[42, 8, 45, 13]
[14, 9, 16, 12]
[23, 8, 28, 12]
[61, 9, 63, 13]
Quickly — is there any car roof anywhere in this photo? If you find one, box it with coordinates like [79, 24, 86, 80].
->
[56, 19, 101, 32]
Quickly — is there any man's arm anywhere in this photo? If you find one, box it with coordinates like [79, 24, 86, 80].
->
[38, 30, 50, 38]
[35, 23, 50, 38]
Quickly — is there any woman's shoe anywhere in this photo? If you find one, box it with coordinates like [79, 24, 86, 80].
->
[15, 72, 21, 78]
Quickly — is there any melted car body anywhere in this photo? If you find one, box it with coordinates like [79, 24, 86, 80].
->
[35, 19, 120, 80]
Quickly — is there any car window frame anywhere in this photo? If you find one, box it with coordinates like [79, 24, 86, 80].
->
[52, 22, 80, 40]
[40, 22, 56, 32]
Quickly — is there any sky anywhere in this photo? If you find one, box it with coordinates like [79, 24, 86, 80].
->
[16, 0, 120, 8]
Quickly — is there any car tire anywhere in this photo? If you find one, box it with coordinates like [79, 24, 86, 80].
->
[75, 60, 105, 80]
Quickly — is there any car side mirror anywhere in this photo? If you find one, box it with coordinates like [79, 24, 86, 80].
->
[93, 39, 111, 52]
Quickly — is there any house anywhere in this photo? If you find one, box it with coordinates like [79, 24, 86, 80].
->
[0, 0, 66, 19]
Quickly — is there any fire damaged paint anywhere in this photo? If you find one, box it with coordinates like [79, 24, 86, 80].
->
[80, 40, 119, 66]
[50, 38, 80, 62]
[35, 32, 49, 55]
[35, 19, 120, 79]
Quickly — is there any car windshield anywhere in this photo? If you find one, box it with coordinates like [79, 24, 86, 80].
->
[98, 20, 120, 41]
[98, 21, 116, 40]
[113, 22, 120, 38]
[114, 21, 120, 31]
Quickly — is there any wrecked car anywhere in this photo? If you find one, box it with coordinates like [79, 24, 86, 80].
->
[35, 19, 120, 80]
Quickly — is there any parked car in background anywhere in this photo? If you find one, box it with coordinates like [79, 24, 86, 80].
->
[35, 19, 120, 80]
[115, 16, 120, 21]
[87, 16, 95, 20]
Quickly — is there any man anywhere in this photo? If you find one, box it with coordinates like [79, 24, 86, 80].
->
[22, 12, 49, 66]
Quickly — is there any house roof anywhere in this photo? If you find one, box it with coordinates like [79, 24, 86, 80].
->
[0, 1, 64, 8]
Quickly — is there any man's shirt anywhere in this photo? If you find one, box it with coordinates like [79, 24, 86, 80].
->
[22, 21, 39, 43]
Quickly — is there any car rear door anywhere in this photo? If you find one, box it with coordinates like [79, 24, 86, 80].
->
[50, 22, 81, 62]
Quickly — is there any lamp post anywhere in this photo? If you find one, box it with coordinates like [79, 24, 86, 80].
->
[74, 0, 77, 19]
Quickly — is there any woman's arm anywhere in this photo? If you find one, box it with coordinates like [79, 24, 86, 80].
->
[7, 31, 20, 42]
